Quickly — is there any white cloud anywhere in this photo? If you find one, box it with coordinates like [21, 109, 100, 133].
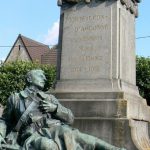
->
[0, 56, 6, 62]
[44, 20, 59, 46]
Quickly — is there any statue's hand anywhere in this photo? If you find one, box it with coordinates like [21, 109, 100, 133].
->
[0, 134, 6, 148]
[39, 100, 57, 113]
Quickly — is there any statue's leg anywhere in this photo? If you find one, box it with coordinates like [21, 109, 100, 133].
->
[33, 137, 59, 150]
[23, 131, 59, 150]
[95, 139, 126, 150]
[73, 130, 126, 150]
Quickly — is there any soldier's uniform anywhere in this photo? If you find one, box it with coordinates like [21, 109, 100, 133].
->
[0, 87, 74, 149]
[0, 87, 125, 150]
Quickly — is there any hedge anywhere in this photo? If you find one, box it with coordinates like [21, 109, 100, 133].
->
[0, 61, 56, 105]
[136, 56, 150, 105]
[0, 57, 150, 106]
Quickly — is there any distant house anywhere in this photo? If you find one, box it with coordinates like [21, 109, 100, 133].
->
[41, 45, 58, 65]
[5, 34, 57, 65]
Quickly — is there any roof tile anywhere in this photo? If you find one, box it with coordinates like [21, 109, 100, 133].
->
[20, 35, 50, 63]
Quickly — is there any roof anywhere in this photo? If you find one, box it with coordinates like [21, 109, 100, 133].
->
[20, 35, 50, 63]
[41, 48, 57, 65]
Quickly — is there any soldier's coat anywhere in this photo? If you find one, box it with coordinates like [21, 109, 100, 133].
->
[0, 88, 96, 150]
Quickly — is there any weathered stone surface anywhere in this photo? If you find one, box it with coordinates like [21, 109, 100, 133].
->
[60, 97, 150, 149]
[73, 118, 138, 150]
[58, 0, 140, 17]
[130, 120, 150, 150]
[54, 91, 150, 149]
[57, 0, 138, 93]
[55, 0, 150, 149]
[60, 2, 112, 80]
[57, 91, 150, 121]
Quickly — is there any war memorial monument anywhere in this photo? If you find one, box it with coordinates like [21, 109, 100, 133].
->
[55, 0, 150, 149]
[0, 0, 150, 150]
[0, 69, 126, 149]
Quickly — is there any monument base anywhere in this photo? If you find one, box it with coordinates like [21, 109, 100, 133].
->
[73, 118, 150, 150]
[55, 90, 150, 150]
[56, 0, 149, 149]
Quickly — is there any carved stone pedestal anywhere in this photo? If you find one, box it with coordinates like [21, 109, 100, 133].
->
[55, 0, 150, 149]
[55, 91, 150, 150]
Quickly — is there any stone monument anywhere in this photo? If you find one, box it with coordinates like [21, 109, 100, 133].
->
[0, 69, 125, 150]
[55, 0, 150, 149]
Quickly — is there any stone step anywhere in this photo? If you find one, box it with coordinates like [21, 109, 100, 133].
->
[55, 91, 124, 99]
[59, 99, 127, 118]
[54, 91, 147, 104]
[72, 118, 138, 150]
[58, 97, 150, 122]
[71, 118, 150, 150]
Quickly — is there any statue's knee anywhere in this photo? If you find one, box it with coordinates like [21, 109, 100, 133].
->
[35, 137, 59, 150]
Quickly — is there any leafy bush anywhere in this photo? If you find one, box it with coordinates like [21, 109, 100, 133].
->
[0, 57, 150, 106]
[0, 61, 56, 105]
[136, 56, 150, 105]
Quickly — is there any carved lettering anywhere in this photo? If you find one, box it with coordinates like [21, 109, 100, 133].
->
[74, 24, 108, 32]
[80, 55, 102, 61]
[69, 35, 103, 42]
[79, 45, 94, 51]
[71, 66, 100, 73]
[61, 7, 112, 79]
[68, 55, 102, 62]
[65, 15, 109, 23]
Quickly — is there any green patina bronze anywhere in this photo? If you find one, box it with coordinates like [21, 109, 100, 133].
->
[0, 69, 126, 150]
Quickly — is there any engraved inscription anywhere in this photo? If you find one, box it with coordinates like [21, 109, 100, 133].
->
[74, 24, 108, 32]
[79, 45, 94, 51]
[71, 66, 100, 73]
[65, 15, 109, 23]
[68, 55, 102, 62]
[68, 35, 103, 43]
[61, 5, 112, 79]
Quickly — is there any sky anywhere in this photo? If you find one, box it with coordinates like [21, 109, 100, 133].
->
[0, 0, 149, 61]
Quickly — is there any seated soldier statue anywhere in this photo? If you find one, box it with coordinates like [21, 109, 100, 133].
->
[0, 69, 126, 150]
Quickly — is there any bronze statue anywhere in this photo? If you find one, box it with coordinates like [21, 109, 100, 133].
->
[0, 69, 126, 150]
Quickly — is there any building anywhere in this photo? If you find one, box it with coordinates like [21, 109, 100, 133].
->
[5, 34, 57, 65]
[41, 45, 58, 65]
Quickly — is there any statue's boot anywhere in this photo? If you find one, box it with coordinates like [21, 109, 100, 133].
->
[95, 138, 127, 150]
[75, 131, 126, 150]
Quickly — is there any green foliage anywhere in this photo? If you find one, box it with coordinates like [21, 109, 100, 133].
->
[0, 61, 56, 105]
[1, 57, 150, 106]
[136, 56, 150, 105]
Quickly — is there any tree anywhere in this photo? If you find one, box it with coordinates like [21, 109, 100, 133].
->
[136, 56, 150, 105]
[0, 57, 150, 106]
[0, 61, 56, 105]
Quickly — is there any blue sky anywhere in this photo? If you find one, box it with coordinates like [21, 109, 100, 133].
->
[0, 0, 149, 61]
[136, 0, 150, 57]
